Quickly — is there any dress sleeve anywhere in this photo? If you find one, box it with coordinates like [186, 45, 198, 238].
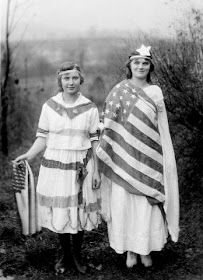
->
[36, 104, 49, 138]
[157, 97, 180, 242]
[89, 107, 100, 142]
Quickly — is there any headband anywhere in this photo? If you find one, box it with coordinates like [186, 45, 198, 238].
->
[58, 69, 80, 76]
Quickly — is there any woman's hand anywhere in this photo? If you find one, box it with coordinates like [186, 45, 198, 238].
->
[92, 170, 101, 190]
[13, 137, 46, 165]
[13, 153, 32, 165]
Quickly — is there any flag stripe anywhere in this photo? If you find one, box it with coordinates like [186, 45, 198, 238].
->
[105, 129, 163, 173]
[136, 87, 157, 109]
[98, 149, 165, 201]
[125, 119, 162, 155]
[128, 114, 161, 145]
[99, 160, 144, 196]
[131, 105, 158, 132]
[100, 139, 164, 193]
[103, 134, 163, 181]
[105, 119, 163, 163]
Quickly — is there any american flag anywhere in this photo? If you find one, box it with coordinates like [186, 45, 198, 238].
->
[97, 80, 165, 204]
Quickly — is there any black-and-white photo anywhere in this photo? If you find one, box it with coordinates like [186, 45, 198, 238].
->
[0, 0, 202, 279]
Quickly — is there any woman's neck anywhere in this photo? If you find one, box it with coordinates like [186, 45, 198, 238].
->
[129, 77, 149, 89]
[62, 92, 80, 104]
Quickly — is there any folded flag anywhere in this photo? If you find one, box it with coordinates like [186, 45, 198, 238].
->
[12, 161, 26, 192]
[12, 160, 42, 235]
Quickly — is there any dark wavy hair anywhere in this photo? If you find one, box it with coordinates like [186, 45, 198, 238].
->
[125, 52, 154, 83]
[57, 61, 84, 92]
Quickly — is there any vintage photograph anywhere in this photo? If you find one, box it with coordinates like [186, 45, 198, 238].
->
[0, 0, 202, 279]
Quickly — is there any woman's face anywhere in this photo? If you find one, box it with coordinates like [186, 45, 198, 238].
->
[130, 58, 151, 80]
[61, 70, 81, 95]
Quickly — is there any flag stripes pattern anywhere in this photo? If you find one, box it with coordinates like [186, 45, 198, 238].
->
[100, 138, 164, 194]
[103, 134, 163, 183]
[104, 128, 163, 173]
[125, 116, 162, 154]
[131, 104, 158, 132]
[104, 119, 163, 164]
[97, 80, 164, 202]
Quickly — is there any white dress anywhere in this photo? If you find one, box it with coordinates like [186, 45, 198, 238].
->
[99, 84, 179, 255]
[36, 92, 101, 234]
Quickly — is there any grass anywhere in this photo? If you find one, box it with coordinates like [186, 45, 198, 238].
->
[0, 147, 203, 280]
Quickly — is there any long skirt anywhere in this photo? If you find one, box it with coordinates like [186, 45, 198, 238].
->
[36, 148, 101, 234]
[101, 175, 168, 255]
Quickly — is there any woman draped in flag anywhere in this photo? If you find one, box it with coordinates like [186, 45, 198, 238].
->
[97, 45, 179, 268]
[14, 62, 101, 274]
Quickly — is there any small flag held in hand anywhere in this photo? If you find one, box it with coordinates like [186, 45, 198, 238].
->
[12, 161, 26, 193]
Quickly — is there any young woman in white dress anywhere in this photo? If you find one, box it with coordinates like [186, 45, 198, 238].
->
[14, 62, 101, 274]
[97, 45, 179, 268]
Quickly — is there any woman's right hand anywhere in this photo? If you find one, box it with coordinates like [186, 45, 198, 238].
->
[12, 137, 47, 165]
[13, 153, 30, 165]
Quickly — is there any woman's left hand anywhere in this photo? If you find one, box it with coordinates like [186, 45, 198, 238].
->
[92, 171, 101, 190]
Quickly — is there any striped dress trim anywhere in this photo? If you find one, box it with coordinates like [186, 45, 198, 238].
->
[46, 98, 96, 119]
[37, 127, 49, 134]
[41, 157, 82, 170]
[41, 149, 93, 170]
[38, 193, 101, 211]
[37, 127, 49, 137]
[49, 128, 88, 137]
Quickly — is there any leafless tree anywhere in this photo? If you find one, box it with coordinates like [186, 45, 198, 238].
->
[1, 0, 11, 156]
[1, 0, 33, 156]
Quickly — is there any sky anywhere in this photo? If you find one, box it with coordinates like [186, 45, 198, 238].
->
[1, 0, 203, 41]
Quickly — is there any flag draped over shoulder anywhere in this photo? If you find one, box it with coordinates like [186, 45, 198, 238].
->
[97, 80, 165, 204]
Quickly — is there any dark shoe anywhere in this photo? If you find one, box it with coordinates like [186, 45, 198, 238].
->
[55, 233, 71, 274]
[70, 232, 87, 274]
